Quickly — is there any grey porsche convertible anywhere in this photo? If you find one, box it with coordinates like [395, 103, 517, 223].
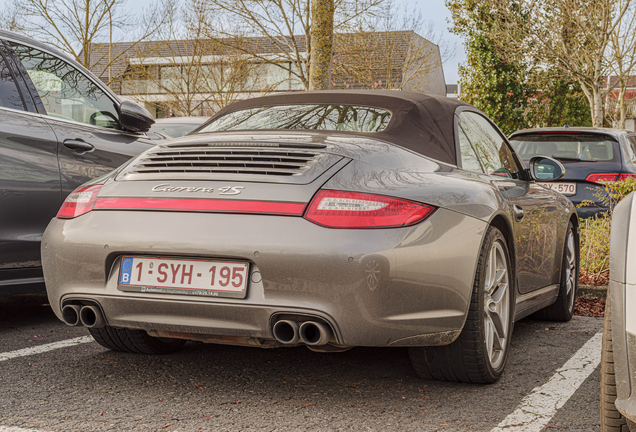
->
[42, 91, 579, 384]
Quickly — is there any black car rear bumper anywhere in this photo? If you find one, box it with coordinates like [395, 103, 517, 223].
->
[575, 205, 608, 219]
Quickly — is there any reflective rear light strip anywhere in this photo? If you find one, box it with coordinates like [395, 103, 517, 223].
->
[93, 197, 306, 216]
[585, 173, 636, 184]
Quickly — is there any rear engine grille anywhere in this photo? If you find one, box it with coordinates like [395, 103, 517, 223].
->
[131, 145, 327, 176]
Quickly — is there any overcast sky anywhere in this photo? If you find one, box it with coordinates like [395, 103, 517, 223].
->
[412, 0, 465, 84]
[0, 0, 465, 83]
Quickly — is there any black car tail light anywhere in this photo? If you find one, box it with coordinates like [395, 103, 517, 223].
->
[585, 173, 636, 184]
[303, 190, 435, 229]
[57, 185, 103, 219]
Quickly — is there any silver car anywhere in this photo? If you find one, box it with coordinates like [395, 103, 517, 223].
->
[42, 91, 579, 383]
[601, 192, 636, 430]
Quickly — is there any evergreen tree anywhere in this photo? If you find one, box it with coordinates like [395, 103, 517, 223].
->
[448, 0, 592, 134]
[458, 33, 529, 135]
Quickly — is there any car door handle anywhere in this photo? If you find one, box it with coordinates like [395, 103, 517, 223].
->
[63, 139, 95, 153]
[513, 205, 524, 222]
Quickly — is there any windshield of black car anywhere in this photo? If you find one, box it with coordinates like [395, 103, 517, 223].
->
[197, 104, 392, 133]
[509, 133, 620, 162]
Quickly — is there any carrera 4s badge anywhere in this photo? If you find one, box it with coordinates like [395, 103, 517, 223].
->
[151, 184, 244, 195]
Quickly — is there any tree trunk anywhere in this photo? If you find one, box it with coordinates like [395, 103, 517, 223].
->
[592, 85, 604, 127]
[581, 82, 605, 127]
[308, 0, 334, 91]
[619, 83, 627, 129]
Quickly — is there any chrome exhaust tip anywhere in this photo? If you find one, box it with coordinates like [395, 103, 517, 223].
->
[272, 320, 300, 344]
[79, 305, 106, 329]
[61, 305, 82, 326]
[299, 321, 332, 346]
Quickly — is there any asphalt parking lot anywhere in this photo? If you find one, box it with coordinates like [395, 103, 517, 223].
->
[0, 293, 602, 432]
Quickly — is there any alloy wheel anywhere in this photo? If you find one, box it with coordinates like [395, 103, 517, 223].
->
[483, 240, 510, 370]
[564, 227, 577, 313]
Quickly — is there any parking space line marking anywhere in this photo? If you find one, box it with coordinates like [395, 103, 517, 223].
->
[490, 331, 602, 432]
[0, 336, 94, 362]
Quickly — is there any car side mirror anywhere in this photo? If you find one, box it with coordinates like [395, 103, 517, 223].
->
[119, 100, 155, 133]
[528, 156, 566, 181]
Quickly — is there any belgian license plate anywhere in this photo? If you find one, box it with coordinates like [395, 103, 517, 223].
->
[538, 182, 577, 196]
[118, 256, 249, 298]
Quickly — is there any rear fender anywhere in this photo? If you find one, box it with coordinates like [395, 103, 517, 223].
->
[322, 160, 502, 220]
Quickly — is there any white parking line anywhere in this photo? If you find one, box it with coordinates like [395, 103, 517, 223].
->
[0, 333, 603, 432]
[491, 331, 603, 432]
[0, 336, 94, 362]
[0, 337, 94, 432]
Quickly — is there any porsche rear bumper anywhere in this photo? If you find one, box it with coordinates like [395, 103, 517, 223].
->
[42, 208, 485, 347]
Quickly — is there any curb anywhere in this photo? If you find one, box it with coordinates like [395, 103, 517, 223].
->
[578, 284, 608, 300]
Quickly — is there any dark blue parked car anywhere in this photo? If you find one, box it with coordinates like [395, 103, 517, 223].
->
[509, 127, 636, 218]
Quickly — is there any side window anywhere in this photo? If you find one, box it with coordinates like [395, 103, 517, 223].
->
[9, 43, 120, 129]
[0, 50, 25, 111]
[626, 136, 636, 163]
[459, 112, 521, 179]
[458, 125, 484, 172]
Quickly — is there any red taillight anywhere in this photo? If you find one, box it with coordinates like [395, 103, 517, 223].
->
[585, 173, 636, 184]
[93, 197, 306, 216]
[303, 190, 435, 229]
[57, 185, 103, 219]
[618, 173, 636, 180]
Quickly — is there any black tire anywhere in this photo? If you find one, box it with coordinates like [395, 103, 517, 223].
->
[88, 326, 186, 354]
[601, 290, 630, 432]
[533, 221, 578, 322]
[409, 226, 514, 384]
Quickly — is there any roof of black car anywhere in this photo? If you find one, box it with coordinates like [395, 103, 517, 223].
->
[0, 29, 121, 103]
[0, 29, 74, 63]
[205, 90, 474, 165]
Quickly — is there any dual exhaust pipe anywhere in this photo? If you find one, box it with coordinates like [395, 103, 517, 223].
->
[61, 304, 105, 328]
[272, 319, 333, 346]
[64, 305, 331, 344]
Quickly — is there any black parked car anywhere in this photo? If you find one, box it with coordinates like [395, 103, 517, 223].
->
[0, 30, 160, 295]
[509, 127, 636, 218]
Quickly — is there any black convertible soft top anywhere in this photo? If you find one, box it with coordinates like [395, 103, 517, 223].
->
[204, 90, 473, 165]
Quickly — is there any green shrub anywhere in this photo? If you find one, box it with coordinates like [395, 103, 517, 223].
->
[578, 178, 636, 285]
[579, 214, 611, 285]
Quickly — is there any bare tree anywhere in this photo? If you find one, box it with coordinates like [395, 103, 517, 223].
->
[8, 0, 175, 85]
[125, 0, 260, 116]
[481, 0, 631, 127]
[0, 3, 21, 31]
[607, 0, 636, 128]
[330, 6, 453, 92]
[200, 0, 384, 91]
